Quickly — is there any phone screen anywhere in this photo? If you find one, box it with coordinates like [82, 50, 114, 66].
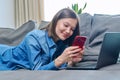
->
[72, 36, 87, 49]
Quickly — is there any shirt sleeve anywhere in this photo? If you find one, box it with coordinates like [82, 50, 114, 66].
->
[37, 61, 67, 70]
[22, 30, 60, 70]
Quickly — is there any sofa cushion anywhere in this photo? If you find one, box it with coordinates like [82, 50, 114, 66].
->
[0, 20, 36, 46]
[84, 14, 120, 57]
[38, 20, 49, 29]
[78, 13, 92, 37]
[99, 63, 120, 70]
[83, 14, 120, 61]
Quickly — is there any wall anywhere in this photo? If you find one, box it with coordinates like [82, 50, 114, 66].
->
[0, 0, 15, 28]
[44, 0, 120, 21]
[0, 0, 120, 28]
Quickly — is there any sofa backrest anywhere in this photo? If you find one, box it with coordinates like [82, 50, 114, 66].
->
[38, 20, 49, 29]
[78, 13, 92, 37]
[81, 13, 120, 61]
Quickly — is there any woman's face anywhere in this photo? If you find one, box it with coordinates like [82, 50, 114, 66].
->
[55, 18, 77, 41]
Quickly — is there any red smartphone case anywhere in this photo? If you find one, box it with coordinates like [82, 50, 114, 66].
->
[72, 36, 87, 49]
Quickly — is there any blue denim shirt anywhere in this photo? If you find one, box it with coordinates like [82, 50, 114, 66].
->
[0, 30, 67, 70]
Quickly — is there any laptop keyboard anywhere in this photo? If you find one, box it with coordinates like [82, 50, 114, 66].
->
[75, 61, 97, 67]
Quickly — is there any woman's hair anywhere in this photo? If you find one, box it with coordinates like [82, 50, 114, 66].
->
[41, 8, 80, 45]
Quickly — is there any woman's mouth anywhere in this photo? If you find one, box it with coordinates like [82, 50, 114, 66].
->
[62, 33, 69, 39]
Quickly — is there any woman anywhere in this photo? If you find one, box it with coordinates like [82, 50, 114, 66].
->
[0, 8, 84, 70]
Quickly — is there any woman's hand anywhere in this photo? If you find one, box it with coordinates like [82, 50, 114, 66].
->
[68, 46, 84, 66]
[55, 46, 84, 67]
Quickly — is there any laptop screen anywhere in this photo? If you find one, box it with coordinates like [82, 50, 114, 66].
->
[96, 32, 120, 68]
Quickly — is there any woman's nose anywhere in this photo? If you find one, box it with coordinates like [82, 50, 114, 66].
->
[66, 28, 71, 34]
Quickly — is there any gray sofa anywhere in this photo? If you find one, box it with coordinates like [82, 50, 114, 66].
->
[79, 13, 120, 70]
[0, 13, 120, 70]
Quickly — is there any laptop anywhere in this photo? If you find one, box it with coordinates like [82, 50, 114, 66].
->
[66, 32, 120, 70]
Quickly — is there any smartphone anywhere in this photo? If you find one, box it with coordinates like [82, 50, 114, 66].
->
[72, 36, 87, 49]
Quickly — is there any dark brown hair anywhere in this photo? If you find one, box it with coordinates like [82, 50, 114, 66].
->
[41, 8, 80, 45]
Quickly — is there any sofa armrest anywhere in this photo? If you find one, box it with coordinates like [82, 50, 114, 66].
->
[0, 20, 36, 46]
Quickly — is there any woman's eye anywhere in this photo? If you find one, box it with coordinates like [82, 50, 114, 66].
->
[64, 24, 75, 31]
[64, 24, 68, 27]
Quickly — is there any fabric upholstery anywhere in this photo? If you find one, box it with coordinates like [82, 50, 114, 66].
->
[83, 14, 120, 61]
[0, 20, 36, 46]
[38, 20, 49, 29]
[78, 13, 92, 37]
[0, 28, 15, 36]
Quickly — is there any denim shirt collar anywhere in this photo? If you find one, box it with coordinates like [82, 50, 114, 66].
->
[45, 31, 56, 48]
[45, 31, 65, 60]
